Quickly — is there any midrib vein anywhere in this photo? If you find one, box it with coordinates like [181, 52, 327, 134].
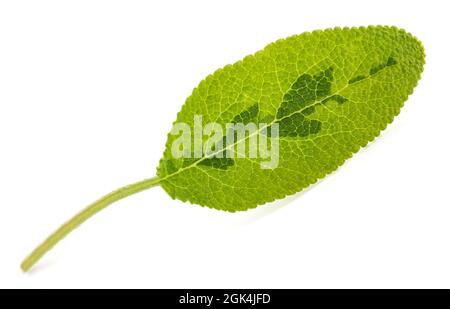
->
[159, 60, 391, 183]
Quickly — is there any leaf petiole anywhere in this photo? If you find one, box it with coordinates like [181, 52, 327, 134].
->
[21, 176, 161, 272]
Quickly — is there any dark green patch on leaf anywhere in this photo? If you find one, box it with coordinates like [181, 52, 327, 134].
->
[198, 156, 234, 169]
[270, 67, 348, 137]
[232, 103, 259, 124]
[370, 56, 397, 75]
[348, 75, 367, 84]
[276, 67, 334, 119]
[198, 104, 260, 170]
[277, 114, 322, 137]
[323, 94, 348, 104]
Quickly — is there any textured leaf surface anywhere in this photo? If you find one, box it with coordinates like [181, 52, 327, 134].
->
[157, 26, 425, 211]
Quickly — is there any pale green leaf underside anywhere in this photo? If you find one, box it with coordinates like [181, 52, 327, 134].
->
[157, 26, 425, 212]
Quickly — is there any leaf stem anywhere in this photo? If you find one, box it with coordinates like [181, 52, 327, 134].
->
[21, 176, 161, 272]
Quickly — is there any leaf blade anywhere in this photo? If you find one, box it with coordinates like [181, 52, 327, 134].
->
[157, 26, 425, 211]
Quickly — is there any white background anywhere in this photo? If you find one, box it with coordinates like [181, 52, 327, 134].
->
[1, 0, 449, 288]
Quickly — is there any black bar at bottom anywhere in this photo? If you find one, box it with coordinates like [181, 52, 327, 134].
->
[1, 289, 448, 307]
